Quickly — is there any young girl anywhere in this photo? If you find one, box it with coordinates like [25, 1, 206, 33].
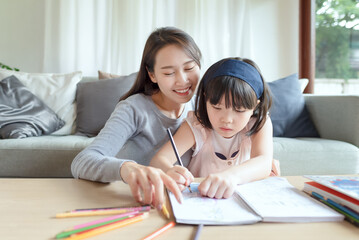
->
[71, 27, 201, 209]
[150, 57, 280, 199]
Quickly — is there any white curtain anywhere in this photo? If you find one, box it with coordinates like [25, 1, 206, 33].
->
[42, 0, 252, 76]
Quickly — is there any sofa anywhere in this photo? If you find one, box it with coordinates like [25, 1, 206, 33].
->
[0, 72, 358, 178]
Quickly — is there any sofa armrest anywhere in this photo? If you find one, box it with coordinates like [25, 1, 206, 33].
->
[304, 94, 359, 148]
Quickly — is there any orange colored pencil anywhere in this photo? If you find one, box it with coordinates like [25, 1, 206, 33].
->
[142, 221, 175, 240]
[63, 213, 148, 240]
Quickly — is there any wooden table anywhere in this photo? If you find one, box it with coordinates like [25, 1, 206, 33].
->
[0, 176, 358, 240]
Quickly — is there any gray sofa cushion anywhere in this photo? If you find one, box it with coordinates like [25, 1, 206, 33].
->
[75, 72, 137, 137]
[268, 74, 319, 138]
[0, 135, 94, 177]
[274, 137, 359, 176]
[0, 75, 65, 139]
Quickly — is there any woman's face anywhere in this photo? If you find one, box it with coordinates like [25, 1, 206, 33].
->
[148, 44, 200, 105]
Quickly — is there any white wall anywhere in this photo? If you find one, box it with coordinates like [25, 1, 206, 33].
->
[0, 0, 299, 81]
[0, 0, 46, 72]
[251, 0, 299, 81]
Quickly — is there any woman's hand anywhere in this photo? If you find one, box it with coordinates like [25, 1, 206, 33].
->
[166, 165, 194, 191]
[198, 172, 237, 199]
[120, 162, 183, 209]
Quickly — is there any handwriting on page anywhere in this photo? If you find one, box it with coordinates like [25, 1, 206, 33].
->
[236, 177, 335, 218]
[169, 183, 261, 224]
[181, 186, 227, 220]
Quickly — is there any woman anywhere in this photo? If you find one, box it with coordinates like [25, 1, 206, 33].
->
[71, 27, 202, 209]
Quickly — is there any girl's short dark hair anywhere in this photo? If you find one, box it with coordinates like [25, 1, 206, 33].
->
[195, 57, 272, 136]
[120, 27, 202, 100]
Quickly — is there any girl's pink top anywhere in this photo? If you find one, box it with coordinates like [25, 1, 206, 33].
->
[185, 112, 254, 177]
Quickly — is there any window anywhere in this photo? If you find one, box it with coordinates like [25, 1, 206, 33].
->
[315, 0, 359, 94]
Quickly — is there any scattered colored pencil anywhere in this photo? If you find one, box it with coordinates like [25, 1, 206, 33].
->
[56, 213, 140, 239]
[63, 212, 149, 240]
[142, 221, 175, 240]
[67, 211, 139, 230]
[56, 206, 150, 218]
[72, 205, 151, 212]
[68, 211, 139, 230]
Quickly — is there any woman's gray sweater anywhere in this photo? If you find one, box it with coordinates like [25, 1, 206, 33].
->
[71, 93, 194, 182]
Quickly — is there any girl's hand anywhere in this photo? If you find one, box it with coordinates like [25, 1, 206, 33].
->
[120, 162, 183, 210]
[166, 165, 194, 191]
[198, 172, 237, 199]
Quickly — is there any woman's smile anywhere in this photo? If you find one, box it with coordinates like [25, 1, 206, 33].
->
[173, 86, 191, 96]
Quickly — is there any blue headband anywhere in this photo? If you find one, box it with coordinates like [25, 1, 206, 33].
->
[202, 59, 264, 98]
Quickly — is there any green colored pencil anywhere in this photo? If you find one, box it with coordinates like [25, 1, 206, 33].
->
[56, 214, 140, 239]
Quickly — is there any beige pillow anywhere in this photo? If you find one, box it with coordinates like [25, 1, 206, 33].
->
[98, 70, 121, 80]
[0, 69, 82, 135]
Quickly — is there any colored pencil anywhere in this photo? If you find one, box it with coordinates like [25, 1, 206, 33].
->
[72, 205, 151, 212]
[142, 221, 175, 240]
[56, 213, 139, 239]
[193, 224, 203, 240]
[161, 204, 170, 219]
[64, 211, 139, 231]
[166, 128, 192, 193]
[56, 206, 150, 218]
[63, 212, 149, 240]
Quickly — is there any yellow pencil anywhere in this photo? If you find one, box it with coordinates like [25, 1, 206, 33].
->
[161, 204, 170, 219]
[63, 212, 149, 240]
[56, 209, 129, 218]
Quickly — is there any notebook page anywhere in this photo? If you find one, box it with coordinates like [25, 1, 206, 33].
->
[168, 183, 261, 225]
[236, 177, 344, 222]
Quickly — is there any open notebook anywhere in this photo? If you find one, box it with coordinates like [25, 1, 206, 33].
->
[168, 177, 344, 225]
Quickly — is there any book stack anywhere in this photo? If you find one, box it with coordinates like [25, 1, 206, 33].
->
[303, 175, 359, 227]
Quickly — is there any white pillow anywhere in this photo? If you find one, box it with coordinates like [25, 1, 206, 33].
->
[0, 69, 82, 135]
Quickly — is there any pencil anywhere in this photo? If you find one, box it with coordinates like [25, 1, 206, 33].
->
[166, 128, 192, 193]
[56, 213, 139, 239]
[161, 204, 170, 219]
[56, 206, 150, 218]
[72, 205, 151, 212]
[64, 211, 139, 231]
[142, 221, 175, 240]
[63, 212, 149, 240]
[193, 224, 203, 240]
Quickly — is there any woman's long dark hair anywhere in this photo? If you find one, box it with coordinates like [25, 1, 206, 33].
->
[195, 57, 272, 136]
[120, 27, 202, 101]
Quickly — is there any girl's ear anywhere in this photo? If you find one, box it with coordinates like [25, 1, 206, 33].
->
[147, 67, 157, 83]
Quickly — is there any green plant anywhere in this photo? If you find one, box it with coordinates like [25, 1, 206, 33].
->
[0, 62, 20, 71]
[316, 0, 359, 79]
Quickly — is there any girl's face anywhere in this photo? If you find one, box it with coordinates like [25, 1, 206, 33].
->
[148, 44, 200, 105]
[206, 96, 257, 138]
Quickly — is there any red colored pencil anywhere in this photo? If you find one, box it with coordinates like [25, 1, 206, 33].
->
[142, 221, 175, 240]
